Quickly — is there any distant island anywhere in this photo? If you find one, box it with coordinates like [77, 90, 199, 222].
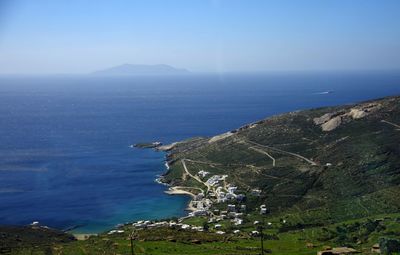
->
[93, 64, 189, 75]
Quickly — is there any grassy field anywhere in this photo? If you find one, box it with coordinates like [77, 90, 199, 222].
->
[4, 213, 400, 254]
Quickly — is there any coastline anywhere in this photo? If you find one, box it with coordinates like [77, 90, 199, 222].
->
[156, 144, 199, 213]
[164, 186, 197, 212]
[158, 155, 197, 212]
[72, 150, 190, 236]
[72, 95, 400, 236]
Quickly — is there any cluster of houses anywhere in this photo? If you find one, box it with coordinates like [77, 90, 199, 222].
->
[213, 224, 240, 235]
[132, 220, 172, 229]
[205, 176, 247, 204]
[189, 173, 250, 219]
[107, 171, 269, 237]
[119, 218, 245, 236]
[128, 220, 205, 232]
[203, 203, 248, 236]
[189, 193, 212, 217]
[197, 170, 209, 178]
[205, 174, 228, 186]
[121, 216, 250, 236]
[186, 172, 266, 234]
[108, 189, 271, 237]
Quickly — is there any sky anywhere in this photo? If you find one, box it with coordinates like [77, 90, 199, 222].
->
[0, 0, 400, 74]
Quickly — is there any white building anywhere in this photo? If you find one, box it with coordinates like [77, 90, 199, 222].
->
[232, 218, 243, 225]
[251, 189, 262, 196]
[198, 170, 209, 178]
[227, 186, 237, 194]
[227, 204, 236, 212]
[181, 224, 190, 230]
[193, 209, 208, 216]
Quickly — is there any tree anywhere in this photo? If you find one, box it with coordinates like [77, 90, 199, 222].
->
[379, 237, 400, 255]
[203, 222, 209, 232]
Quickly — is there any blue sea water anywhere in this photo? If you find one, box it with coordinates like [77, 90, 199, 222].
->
[0, 71, 399, 233]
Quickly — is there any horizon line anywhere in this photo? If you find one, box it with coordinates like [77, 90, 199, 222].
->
[1, 68, 400, 76]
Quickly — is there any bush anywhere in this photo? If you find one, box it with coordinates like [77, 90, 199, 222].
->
[379, 237, 400, 254]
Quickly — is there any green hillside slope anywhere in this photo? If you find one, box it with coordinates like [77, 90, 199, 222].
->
[162, 95, 400, 225]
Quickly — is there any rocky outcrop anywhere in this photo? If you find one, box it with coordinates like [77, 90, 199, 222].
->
[317, 247, 360, 255]
[314, 113, 336, 125]
[321, 116, 342, 131]
[348, 108, 367, 119]
[157, 142, 179, 151]
[208, 132, 234, 143]
[314, 103, 381, 132]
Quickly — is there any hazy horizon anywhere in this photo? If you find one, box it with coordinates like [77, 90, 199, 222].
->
[2, 68, 400, 77]
[0, 0, 400, 74]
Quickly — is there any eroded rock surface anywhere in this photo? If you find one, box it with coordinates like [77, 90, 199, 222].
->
[321, 116, 342, 131]
[314, 103, 381, 131]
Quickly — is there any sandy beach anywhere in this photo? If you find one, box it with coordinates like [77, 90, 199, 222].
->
[164, 186, 197, 211]
[73, 233, 97, 240]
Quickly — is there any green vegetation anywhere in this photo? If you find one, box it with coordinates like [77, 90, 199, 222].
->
[2, 95, 400, 254]
[0, 226, 75, 254]
[3, 214, 400, 254]
[164, 96, 400, 226]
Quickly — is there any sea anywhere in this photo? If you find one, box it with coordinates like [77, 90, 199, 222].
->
[0, 71, 399, 233]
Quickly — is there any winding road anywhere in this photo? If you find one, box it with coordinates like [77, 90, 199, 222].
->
[249, 146, 276, 167]
[181, 159, 212, 193]
[244, 139, 317, 166]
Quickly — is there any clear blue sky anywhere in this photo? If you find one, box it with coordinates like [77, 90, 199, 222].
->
[0, 0, 400, 74]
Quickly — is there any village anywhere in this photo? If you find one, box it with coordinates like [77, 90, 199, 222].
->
[108, 162, 271, 237]
[106, 168, 381, 255]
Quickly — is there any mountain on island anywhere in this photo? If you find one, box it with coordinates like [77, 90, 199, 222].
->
[93, 64, 189, 75]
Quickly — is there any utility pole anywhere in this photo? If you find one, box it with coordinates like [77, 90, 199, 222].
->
[130, 230, 135, 255]
[260, 222, 264, 255]
[259, 204, 268, 255]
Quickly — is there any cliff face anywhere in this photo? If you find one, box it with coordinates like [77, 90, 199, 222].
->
[163, 95, 400, 224]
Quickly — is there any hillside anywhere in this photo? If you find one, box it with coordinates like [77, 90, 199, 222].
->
[0, 226, 75, 254]
[161, 95, 400, 226]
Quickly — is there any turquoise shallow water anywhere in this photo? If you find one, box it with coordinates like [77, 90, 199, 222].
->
[0, 72, 399, 233]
